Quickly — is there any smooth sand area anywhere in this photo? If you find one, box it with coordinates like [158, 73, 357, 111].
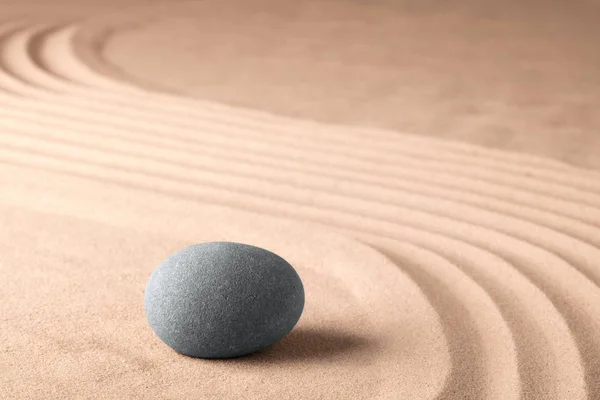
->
[1, 1, 599, 399]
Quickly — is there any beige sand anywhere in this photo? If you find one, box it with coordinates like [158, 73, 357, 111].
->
[0, 2, 599, 399]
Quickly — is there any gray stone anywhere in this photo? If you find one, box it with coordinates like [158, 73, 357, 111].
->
[144, 242, 305, 359]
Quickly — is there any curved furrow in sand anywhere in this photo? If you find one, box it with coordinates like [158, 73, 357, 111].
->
[0, 143, 588, 399]
[12, 15, 600, 310]
[2, 12, 600, 400]
[33, 23, 139, 93]
[350, 125, 600, 179]
[26, 24, 70, 82]
[0, 23, 69, 93]
[3, 99, 600, 255]
[1, 104, 600, 241]
[3, 78, 600, 297]
[368, 236, 583, 400]
[0, 20, 44, 96]
[3, 109, 600, 299]
[0, 178, 452, 400]
[23, 22, 600, 192]
[3, 122, 600, 295]
[0, 20, 595, 209]
[66, 20, 600, 180]
[3, 119, 600, 339]
[374, 242, 519, 400]
[0, 86, 599, 221]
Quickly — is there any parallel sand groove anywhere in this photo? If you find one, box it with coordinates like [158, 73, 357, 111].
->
[0, 150, 585, 399]
[9, 23, 600, 298]
[16, 22, 600, 186]
[5, 118, 600, 289]
[70, 0, 600, 170]
[1, 26, 595, 217]
[1, 20, 597, 191]
[69, 25, 600, 182]
[0, 11, 598, 400]
[4, 28, 596, 204]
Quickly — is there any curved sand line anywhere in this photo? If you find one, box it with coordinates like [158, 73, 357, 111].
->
[0, 130, 592, 398]
[25, 21, 600, 189]
[0, 144, 588, 398]
[2, 119, 598, 388]
[1, 94, 599, 234]
[0, 190, 452, 399]
[69, 2, 600, 172]
[3, 85, 595, 290]
[94, 1, 600, 171]
[9, 13, 600, 322]
[0, 14, 599, 400]
[3, 23, 600, 222]
[4, 112, 600, 293]
[3, 19, 594, 199]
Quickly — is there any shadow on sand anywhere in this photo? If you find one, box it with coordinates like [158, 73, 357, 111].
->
[226, 325, 375, 365]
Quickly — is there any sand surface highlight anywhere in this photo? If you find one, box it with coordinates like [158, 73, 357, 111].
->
[1, 2, 599, 399]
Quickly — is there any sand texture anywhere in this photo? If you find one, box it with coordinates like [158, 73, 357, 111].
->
[1, 1, 600, 399]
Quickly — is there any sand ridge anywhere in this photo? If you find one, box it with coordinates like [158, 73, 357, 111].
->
[0, 5, 599, 400]
[77, 0, 600, 169]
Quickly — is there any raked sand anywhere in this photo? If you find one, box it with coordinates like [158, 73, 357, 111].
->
[1, 1, 600, 399]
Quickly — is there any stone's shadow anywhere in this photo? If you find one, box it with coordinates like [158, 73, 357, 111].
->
[231, 326, 375, 365]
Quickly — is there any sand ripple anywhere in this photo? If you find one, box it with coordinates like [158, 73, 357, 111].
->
[0, 16, 599, 400]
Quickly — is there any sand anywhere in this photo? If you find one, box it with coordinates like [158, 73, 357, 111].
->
[1, 1, 599, 399]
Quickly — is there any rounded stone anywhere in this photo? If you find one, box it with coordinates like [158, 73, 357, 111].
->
[144, 242, 305, 359]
